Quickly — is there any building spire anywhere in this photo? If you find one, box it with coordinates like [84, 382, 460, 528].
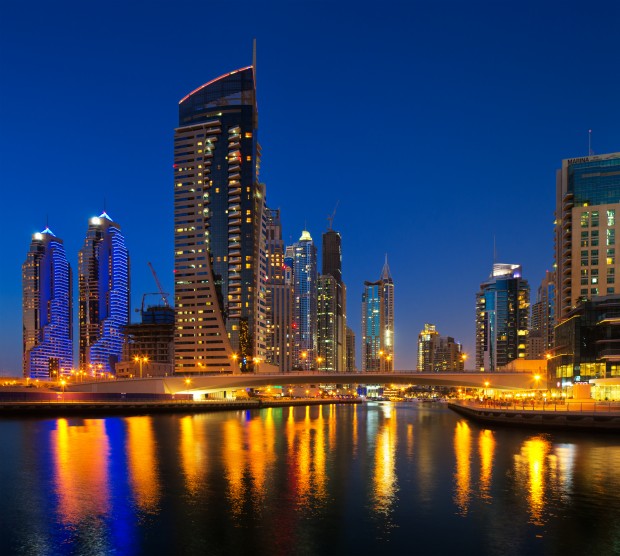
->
[252, 38, 257, 83]
[380, 254, 392, 281]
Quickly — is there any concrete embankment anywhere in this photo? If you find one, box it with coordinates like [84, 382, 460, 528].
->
[448, 401, 620, 432]
[0, 397, 360, 418]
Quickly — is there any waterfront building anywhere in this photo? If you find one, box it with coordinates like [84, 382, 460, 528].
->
[317, 228, 347, 371]
[361, 257, 394, 372]
[265, 208, 293, 372]
[555, 152, 620, 321]
[417, 323, 464, 371]
[22, 227, 73, 379]
[550, 296, 620, 387]
[174, 64, 267, 373]
[528, 270, 555, 359]
[475, 263, 529, 372]
[290, 230, 318, 369]
[78, 212, 130, 375]
[346, 326, 356, 372]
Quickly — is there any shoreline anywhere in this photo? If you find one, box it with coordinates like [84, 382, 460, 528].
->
[0, 397, 361, 418]
[448, 401, 620, 432]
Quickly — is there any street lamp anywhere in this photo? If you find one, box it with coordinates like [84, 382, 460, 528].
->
[253, 356, 261, 373]
[316, 356, 323, 371]
[301, 351, 308, 371]
[134, 355, 148, 378]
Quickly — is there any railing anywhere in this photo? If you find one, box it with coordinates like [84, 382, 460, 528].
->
[461, 399, 620, 413]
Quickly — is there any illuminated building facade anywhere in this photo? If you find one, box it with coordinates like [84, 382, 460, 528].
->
[345, 326, 356, 372]
[22, 227, 73, 379]
[78, 212, 130, 375]
[528, 270, 555, 359]
[290, 230, 317, 369]
[265, 208, 293, 371]
[361, 257, 394, 372]
[475, 263, 529, 372]
[174, 65, 267, 373]
[417, 323, 464, 371]
[318, 229, 347, 371]
[555, 152, 620, 321]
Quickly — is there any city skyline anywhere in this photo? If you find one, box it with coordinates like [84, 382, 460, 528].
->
[1, 1, 619, 374]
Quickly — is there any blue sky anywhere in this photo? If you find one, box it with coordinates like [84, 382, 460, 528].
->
[1, 0, 618, 374]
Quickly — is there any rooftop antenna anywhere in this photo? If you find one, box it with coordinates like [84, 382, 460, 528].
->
[493, 235, 497, 264]
[252, 38, 257, 80]
[327, 200, 340, 230]
[588, 129, 593, 156]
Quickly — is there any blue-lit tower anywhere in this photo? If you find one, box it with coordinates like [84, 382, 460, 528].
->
[290, 230, 318, 370]
[22, 227, 73, 379]
[476, 263, 530, 372]
[78, 212, 130, 375]
[361, 257, 394, 372]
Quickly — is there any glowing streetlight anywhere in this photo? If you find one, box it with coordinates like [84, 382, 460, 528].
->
[134, 355, 148, 378]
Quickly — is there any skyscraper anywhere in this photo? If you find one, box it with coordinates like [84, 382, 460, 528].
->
[528, 270, 555, 359]
[22, 227, 72, 379]
[290, 230, 317, 369]
[417, 323, 464, 371]
[78, 212, 130, 375]
[361, 257, 394, 372]
[174, 65, 267, 373]
[475, 263, 529, 372]
[555, 152, 620, 321]
[265, 208, 293, 372]
[318, 228, 347, 371]
[345, 326, 356, 372]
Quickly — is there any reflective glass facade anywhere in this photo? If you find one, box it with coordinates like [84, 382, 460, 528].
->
[361, 259, 394, 372]
[290, 231, 317, 369]
[78, 213, 130, 375]
[174, 66, 267, 372]
[475, 264, 529, 372]
[22, 228, 73, 379]
[555, 152, 620, 319]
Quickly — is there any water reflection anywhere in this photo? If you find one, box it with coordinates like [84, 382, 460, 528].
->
[126, 416, 159, 513]
[453, 420, 471, 515]
[373, 405, 398, 515]
[51, 419, 110, 523]
[514, 436, 550, 525]
[478, 429, 495, 502]
[179, 415, 207, 494]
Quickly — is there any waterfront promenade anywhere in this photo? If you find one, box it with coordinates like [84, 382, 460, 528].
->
[449, 399, 620, 431]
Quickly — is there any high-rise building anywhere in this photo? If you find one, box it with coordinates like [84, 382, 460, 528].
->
[174, 65, 267, 373]
[345, 326, 356, 372]
[475, 263, 529, 372]
[318, 228, 347, 371]
[528, 270, 555, 359]
[290, 230, 318, 369]
[22, 227, 73, 379]
[555, 152, 620, 321]
[78, 212, 130, 375]
[417, 323, 464, 371]
[265, 208, 293, 371]
[361, 257, 394, 372]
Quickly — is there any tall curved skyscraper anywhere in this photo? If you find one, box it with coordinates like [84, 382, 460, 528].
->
[78, 212, 130, 375]
[174, 65, 267, 373]
[22, 227, 73, 379]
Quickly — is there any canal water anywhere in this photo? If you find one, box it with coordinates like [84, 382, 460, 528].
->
[1, 402, 620, 555]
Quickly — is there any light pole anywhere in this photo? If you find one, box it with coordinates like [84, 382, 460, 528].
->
[301, 351, 308, 371]
[316, 356, 323, 371]
[134, 355, 148, 378]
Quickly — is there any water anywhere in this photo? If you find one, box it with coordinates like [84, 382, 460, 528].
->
[1, 402, 620, 555]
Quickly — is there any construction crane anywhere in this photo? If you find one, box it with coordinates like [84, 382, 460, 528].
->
[148, 262, 170, 307]
[327, 200, 339, 230]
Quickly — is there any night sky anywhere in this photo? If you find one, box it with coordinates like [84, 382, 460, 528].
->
[1, 1, 618, 375]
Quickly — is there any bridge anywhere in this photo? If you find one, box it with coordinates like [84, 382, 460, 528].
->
[68, 371, 544, 396]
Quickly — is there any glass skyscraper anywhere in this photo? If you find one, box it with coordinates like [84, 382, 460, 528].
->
[290, 230, 317, 370]
[318, 229, 347, 371]
[22, 227, 72, 379]
[78, 212, 130, 375]
[475, 263, 529, 372]
[555, 152, 620, 320]
[174, 65, 267, 373]
[361, 258, 394, 372]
